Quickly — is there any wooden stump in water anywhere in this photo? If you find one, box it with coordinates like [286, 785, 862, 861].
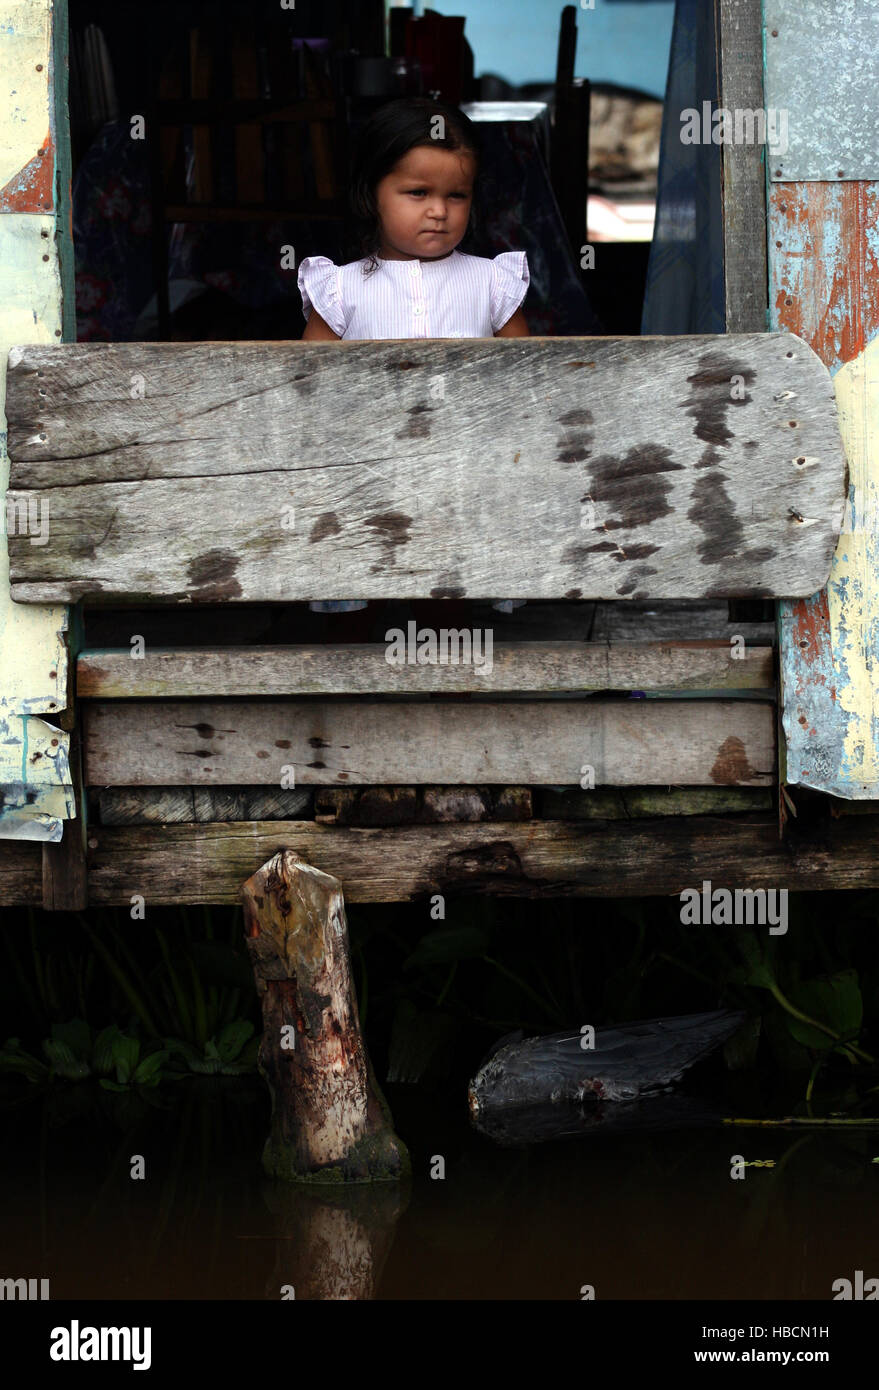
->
[241, 850, 409, 1184]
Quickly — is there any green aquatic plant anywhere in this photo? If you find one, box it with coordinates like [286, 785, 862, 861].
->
[0, 1019, 169, 1088]
[163, 1019, 260, 1075]
[0, 1016, 259, 1088]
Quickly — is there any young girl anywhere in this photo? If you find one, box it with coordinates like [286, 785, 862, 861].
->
[298, 97, 530, 614]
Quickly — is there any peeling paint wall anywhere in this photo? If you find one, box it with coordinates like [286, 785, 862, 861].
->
[0, 0, 73, 839]
[772, 182, 879, 798]
[767, 2, 879, 799]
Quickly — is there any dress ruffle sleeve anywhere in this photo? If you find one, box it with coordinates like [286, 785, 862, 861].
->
[298, 255, 346, 337]
[490, 251, 530, 332]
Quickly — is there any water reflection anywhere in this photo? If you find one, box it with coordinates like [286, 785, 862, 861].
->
[3, 1077, 879, 1299]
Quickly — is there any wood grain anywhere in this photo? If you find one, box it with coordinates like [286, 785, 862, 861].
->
[6, 336, 845, 603]
[76, 640, 775, 698]
[717, 0, 769, 333]
[75, 814, 879, 903]
[82, 698, 775, 788]
[0, 841, 42, 904]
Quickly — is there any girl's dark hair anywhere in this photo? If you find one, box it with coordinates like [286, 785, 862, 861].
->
[347, 98, 482, 272]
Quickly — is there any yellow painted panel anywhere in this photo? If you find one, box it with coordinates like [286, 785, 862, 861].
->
[1, 0, 71, 842]
[0, 0, 52, 187]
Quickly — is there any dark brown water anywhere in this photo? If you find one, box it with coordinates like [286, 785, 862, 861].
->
[3, 1077, 878, 1300]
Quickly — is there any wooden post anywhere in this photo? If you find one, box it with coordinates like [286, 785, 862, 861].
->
[241, 851, 409, 1184]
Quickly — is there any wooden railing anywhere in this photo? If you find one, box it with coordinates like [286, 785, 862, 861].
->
[1, 335, 849, 906]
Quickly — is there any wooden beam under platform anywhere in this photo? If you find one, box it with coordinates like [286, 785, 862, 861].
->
[10, 814, 879, 904]
[6, 811, 879, 905]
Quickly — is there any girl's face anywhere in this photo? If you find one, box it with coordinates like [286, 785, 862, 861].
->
[374, 145, 476, 260]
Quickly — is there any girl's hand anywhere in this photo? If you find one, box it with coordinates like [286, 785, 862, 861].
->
[302, 310, 342, 341]
[494, 308, 530, 338]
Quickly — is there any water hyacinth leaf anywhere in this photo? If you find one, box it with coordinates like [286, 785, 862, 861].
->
[216, 1019, 254, 1062]
[787, 970, 863, 1052]
[0, 1038, 50, 1082]
[404, 926, 490, 971]
[112, 1032, 141, 1084]
[92, 1024, 124, 1076]
[763, 1008, 813, 1071]
[133, 1050, 169, 1086]
[163, 1037, 201, 1067]
[41, 1036, 90, 1080]
[736, 931, 776, 990]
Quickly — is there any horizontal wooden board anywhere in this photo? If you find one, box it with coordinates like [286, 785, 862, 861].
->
[539, 786, 773, 818]
[76, 641, 775, 698]
[79, 598, 765, 648]
[0, 841, 42, 904]
[97, 786, 313, 825]
[75, 814, 879, 903]
[82, 698, 775, 787]
[6, 336, 845, 603]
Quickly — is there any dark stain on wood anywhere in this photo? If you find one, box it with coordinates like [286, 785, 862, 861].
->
[688, 471, 744, 564]
[565, 588, 582, 599]
[275, 739, 291, 748]
[396, 404, 432, 439]
[309, 511, 341, 543]
[614, 543, 659, 561]
[365, 511, 413, 561]
[556, 408, 593, 464]
[586, 445, 684, 531]
[309, 760, 326, 769]
[430, 585, 466, 598]
[710, 735, 755, 784]
[444, 839, 524, 882]
[617, 563, 658, 596]
[309, 736, 330, 748]
[682, 352, 755, 468]
[186, 548, 243, 601]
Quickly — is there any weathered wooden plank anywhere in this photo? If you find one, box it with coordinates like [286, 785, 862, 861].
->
[97, 786, 313, 825]
[588, 599, 773, 644]
[772, 182, 879, 797]
[313, 786, 533, 826]
[82, 698, 775, 788]
[77, 814, 879, 903]
[76, 641, 775, 698]
[0, 838, 42, 903]
[717, 0, 768, 333]
[538, 786, 773, 819]
[6, 335, 846, 602]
